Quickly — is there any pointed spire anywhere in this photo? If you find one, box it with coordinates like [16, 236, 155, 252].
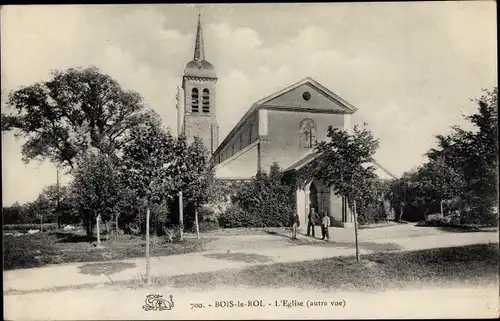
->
[193, 11, 205, 61]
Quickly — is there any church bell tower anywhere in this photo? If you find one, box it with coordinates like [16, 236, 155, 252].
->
[182, 12, 219, 154]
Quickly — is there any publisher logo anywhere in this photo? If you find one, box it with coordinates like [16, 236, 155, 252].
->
[142, 294, 175, 311]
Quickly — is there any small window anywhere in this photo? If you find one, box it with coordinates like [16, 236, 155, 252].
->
[239, 134, 243, 150]
[231, 144, 235, 155]
[202, 89, 210, 113]
[191, 88, 199, 113]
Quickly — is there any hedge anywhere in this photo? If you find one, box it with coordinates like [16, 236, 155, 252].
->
[3, 223, 59, 232]
[190, 220, 220, 233]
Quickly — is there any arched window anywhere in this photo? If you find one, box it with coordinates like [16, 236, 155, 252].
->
[191, 88, 199, 113]
[202, 89, 210, 113]
[300, 119, 317, 148]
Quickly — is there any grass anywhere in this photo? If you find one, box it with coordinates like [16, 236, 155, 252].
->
[131, 244, 498, 292]
[3, 230, 212, 270]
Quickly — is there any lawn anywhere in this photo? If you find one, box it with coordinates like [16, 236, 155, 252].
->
[138, 244, 498, 292]
[3, 230, 212, 270]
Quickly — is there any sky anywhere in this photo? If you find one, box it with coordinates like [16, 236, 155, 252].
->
[1, 3, 497, 206]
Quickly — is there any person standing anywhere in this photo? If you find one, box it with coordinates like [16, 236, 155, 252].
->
[291, 213, 300, 240]
[307, 208, 318, 237]
[321, 212, 330, 241]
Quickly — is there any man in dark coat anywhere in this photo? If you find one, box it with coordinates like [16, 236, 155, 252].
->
[307, 208, 318, 237]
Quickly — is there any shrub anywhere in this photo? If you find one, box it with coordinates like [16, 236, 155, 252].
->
[164, 225, 181, 243]
[218, 206, 264, 228]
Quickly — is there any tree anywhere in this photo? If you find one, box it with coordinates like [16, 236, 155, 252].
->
[180, 137, 215, 239]
[427, 88, 498, 225]
[120, 112, 186, 285]
[2, 66, 148, 171]
[72, 147, 121, 244]
[309, 124, 379, 261]
[388, 170, 419, 221]
[38, 183, 69, 228]
[32, 193, 53, 232]
[2, 202, 24, 225]
[414, 159, 466, 216]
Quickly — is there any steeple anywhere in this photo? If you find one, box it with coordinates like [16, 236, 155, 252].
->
[183, 10, 216, 79]
[193, 13, 204, 61]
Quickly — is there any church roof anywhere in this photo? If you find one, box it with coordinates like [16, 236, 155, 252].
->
[255, 77, 357, 113]
[184, 13, 217, 79]
[284, 151, 320, 171]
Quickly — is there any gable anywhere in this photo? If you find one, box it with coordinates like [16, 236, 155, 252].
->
[258, 79, 356, 114]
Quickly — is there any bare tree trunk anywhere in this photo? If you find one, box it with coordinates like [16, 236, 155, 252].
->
[353, 199, 360, 262]
[195, 204, 200, 240]
[179, 191, 184, 241]
[96, 214, 101, 246]
[115, 213, 120, 233]
[138, 207, 142, 234]
[40, 215, 43, 233]
[146, 206, 151, 286]
[440, 200, 444, 216]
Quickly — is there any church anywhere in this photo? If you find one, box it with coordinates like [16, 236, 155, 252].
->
[178, 14, 396, 228]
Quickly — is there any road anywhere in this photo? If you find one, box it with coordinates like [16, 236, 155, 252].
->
[3, 224, 499, 319]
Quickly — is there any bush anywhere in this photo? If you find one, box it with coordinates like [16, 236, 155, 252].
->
[229, 163, 293, 228]
[164, 225, 181, 243]
[358, 201, 387, 225]
[3, 223, 58, 232]
[218, 206, 264, 228]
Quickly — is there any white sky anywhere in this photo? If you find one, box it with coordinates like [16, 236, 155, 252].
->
[1, 3, 497, 206]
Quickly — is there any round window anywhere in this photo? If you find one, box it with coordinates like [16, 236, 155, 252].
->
[302, 91, 311, 101]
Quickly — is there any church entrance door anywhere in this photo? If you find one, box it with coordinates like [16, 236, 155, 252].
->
[309, 181, 318, 217]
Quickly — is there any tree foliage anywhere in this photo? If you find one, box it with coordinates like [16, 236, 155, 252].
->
[120, 112, 182, 205]
[120, 112, 216, 235]
[2, 66, 148, 170]
[308, 124, 380, 206]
